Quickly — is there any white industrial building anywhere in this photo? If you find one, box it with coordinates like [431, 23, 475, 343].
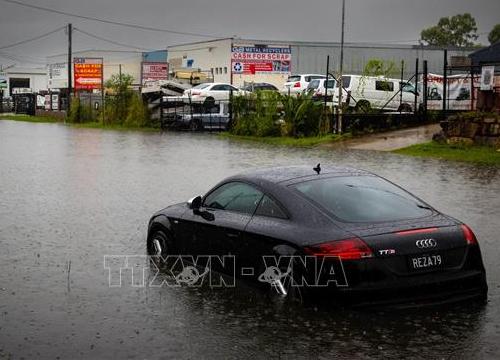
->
[167, 38, 476, 88]
[0, 66, 47, 97]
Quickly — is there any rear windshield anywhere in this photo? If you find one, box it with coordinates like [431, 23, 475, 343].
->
[291, 176, 431, 222]
[287, 76, 301, 82]
[307, 80, 320, 89]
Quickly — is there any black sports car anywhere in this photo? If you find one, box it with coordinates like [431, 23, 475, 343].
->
[147, 165, 488, 307]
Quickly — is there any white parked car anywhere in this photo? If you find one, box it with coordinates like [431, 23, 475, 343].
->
[283, 74, 326, 94]
[182, 82, 246, 103]
[333, 75, 418, 112]
[305, 78, 337, 101]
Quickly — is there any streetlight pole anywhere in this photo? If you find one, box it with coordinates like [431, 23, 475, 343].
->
[337, 0, 345, 133]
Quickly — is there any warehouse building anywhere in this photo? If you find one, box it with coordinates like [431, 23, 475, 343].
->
[167, 38, 476, 88]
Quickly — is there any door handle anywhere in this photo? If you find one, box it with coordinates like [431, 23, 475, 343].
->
[226, 232, 239, 238]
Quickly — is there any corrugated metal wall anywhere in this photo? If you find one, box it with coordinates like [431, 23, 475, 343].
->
[291, 44, 472, 79]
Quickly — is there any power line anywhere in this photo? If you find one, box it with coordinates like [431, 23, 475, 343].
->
[0, 25, 66, 50]
[74, 28, 155, 52]
[1, 0, 225, 39]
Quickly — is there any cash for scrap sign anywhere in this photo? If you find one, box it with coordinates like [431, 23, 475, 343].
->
[231, 46, 291, 74]
[74, 58, 103, 90]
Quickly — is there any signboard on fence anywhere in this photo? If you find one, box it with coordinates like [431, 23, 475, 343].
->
[425, 73, 480, 111]
[141, 62, 169, 86]
[74, 57, 103, 91]
[231, 46, 291, 74]
[47, 63, 68, 89]
[0, 72, 7, 89]
[480, 66, 495, 91]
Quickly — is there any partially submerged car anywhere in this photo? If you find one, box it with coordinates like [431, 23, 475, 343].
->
[175, 102, 231, 131]
[147, 165, 487, 307]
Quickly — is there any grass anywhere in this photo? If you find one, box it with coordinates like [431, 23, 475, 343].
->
[0, 114, 59, 123]
[1, 114, 158, 132]
[394, 141, 500, 166]
[220, 132, 350, 147]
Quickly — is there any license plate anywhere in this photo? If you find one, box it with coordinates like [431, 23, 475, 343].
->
[409, 254, 443, 271]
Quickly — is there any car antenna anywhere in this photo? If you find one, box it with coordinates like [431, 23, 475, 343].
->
[313, 163, 321, 175]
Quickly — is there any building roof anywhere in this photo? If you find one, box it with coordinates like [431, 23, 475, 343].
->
[469, 42, 500, 66]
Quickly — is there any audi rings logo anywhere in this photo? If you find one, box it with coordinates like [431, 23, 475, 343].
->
[415, 238, 437, 248]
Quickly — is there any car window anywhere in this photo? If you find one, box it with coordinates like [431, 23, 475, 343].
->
[287, 75, 301, 82]
[204, 182, 263, 215]
[324, 79, 336, 89]
[402, 82, 416, 93]
[255, 195, 287, 219]
[341, 76, 351, 89]
[211, 85, 226, 91]
[307, 80, 320, 89]
[192, 83, 211, 90]
[375, 80, 394, 92]
[291, 176, 432, 223]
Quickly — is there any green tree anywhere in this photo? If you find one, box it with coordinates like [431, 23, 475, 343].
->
[420, 13, 478, 47]
[488, 24, 500, 45]
[104, 73, 134, 125]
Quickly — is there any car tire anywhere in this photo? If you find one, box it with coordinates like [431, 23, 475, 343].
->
[189, 119, 202, 131]
[355, 100, 371, 113]
[147, 229, 171, 257]
[398, 103, 412, 113]
[203, 97, 215, 109]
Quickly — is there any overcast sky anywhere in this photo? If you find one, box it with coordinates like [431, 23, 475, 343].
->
[1, 0, 499, 67]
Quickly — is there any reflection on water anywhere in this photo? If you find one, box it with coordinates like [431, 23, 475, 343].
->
[0, 120, 499, 359]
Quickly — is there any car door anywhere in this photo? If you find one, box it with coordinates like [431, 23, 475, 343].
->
[197, 182, 264, 273]
[209, 84, 228, 101]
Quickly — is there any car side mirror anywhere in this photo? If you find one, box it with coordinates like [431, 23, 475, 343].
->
[187, 196, 202, 212]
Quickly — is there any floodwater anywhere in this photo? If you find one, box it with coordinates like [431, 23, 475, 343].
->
[0, 120, 499, 359]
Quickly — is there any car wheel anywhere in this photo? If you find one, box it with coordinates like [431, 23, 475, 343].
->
[189, 119, 202, 131]
[203, 97, 215, 109]
[355, 100, 371, 113]
[398, 103, 412, 112]
[147, 229, 171, 257]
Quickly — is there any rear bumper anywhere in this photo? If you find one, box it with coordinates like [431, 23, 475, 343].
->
[310, 269, 487, 309]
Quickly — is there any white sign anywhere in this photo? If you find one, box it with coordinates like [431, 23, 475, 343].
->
[0, 72, 7, 89]
[425, 73, 480, 111]
[47, 63, 68, 89]
[480, 66, 495, 91]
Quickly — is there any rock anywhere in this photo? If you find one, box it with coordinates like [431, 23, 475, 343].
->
[447, 137, 474, 146]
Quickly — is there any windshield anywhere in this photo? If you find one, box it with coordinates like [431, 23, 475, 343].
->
[287, 75, 301, 83]
[192, 83, 211, 90]
[291, 176, 432, 222]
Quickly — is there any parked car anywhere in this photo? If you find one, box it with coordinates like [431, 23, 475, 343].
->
[283, 74, 326, 94]
[334, 75, 418, 112]
[175, 102, 231, 131]
[182, 82, 246, 104]
[241, 82, 279, 92]
[147, 165, 488, 307]
[305, 78, 337, 101]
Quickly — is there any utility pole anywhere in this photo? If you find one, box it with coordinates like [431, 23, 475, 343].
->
[67, 23, 72, 116]
[337, 0, 346, 133]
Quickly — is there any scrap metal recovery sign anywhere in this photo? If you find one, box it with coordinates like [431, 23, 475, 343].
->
[231, 46, 291, 74]
[74, 57, 103, 90]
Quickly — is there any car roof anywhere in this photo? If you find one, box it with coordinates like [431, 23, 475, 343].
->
[233, 165, 371, 185]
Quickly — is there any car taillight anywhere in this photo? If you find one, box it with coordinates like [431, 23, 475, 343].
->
[303, 238, 373, 260]
[461, 224, 478, 245]
[293, 81, 301, 88]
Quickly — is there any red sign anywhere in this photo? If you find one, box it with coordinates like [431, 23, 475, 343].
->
[232, 60, 289, 74]
[141, 62, 169, 85]
[74, 57, 103, 91]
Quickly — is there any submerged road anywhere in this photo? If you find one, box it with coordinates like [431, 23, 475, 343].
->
[0, 120, 499, 359]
